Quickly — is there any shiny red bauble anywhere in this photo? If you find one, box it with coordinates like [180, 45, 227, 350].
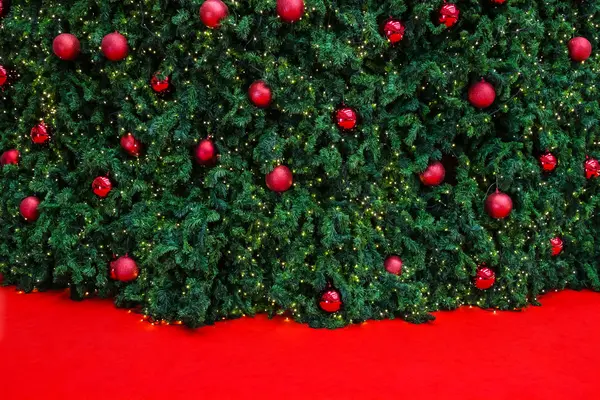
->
[266, 165, 293, 193]
[92, 176, 113, 198]
[539, 152, 557, 172]
[384, 255, 403, 275]
[0, 0, 10, 18]
[419, 161, 446, 186]
[150, 73, 171, 94]
[335, 106, 358, 130]
[248, 80, 272, 108]
[550, 237, 563, 257]
[120, 133, 142, 157]
[468, 79, 496, 109]
[20, 196, 40, 222]
[319, 289, 342, 313]
[52, 33, 80, 61]
[110, 255, 139, 282]
[485, 190, 513, 219]
[568, 37, 592, 62]
[0, 149, 19, 166]
[0, 65, 7, 87]
[199, 0, 228, 28]
[584, 156, 600, 179]
[277, 0, 304, 23]
[439, 3, 460, 28]
[490, 0, 506, 4]
[101, 32, 129, 61]
[474, 265, 495, 290]
[382, 18, 405, 44]
[31, 122, 50, 144]
[195, 139, 218, 166]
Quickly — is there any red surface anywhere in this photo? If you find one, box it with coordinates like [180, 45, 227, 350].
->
[1, 288, 599, 399]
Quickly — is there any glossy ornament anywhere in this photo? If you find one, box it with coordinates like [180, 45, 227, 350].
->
[474, 265, 495, 290]
[199, 0, 228, 28]
[0, 65, 8, 88]
[110, 255, 139, 282]
[248, 80, 272, 108]
[276, 0, 304, 23]
[319, 288, 342, 313]
[468, 79, 496, 109]
[120, 133, 142, 157]
[485, 189, 513, 219]
[101, 32, 129, 61]
[438, 3, 460, 28]
[31, 122, 50, 144]
[490, 0, 506, 4]
[382, 18, 405, 44]
[195, 139, 217, 166]
[0, 149, 19, 166]
[568, 37, 592, 62]
[550, 237, 563, 257]
[150, 73, 171, 94]
[20, 196, 40, 222]
[584, 156, 600, 179]
[335, 106, 358, 130]
[0, 0, 10, 18]
[384, 255, 403, 275]
[52, 33, 80, 61]
[539, 152, 557, 172]
[266, 165, 293, 193]
[92, 176, 113, 198]
[420, 161, 446, 186]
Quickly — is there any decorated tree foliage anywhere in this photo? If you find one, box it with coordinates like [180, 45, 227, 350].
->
[1, 0, 600, 329]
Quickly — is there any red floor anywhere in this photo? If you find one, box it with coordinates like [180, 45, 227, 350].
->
[0, 288, 599, 399]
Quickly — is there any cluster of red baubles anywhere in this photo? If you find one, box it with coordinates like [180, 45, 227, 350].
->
[199, 0, 305, 28]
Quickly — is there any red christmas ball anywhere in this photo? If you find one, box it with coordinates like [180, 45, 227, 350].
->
[490, 0, 506, 4]
[474, 265, 495, 290]
[0, 149, 19, 166]
[199, 0, 228, 28]
[584, 156, 600, 179]
[31, 122, 50, 144]
[52, 33, 80, 61]
[382, 18, 405, 44]
[419, 161, 446, 186]
[439, 3, 460, 28]
[550, 237, 563, 257]
[120, 133, 141, 157]
[92, 176, 112, 198]
[485, 190, 513, 219]
[539, 152, 557, 172]
[195, 139, 217, 166]
[0, 65, 8, 88]
[20, 196, 40, 222]
[277, 0, 304, 23]
[110, 255, 139, 282]
[101, 32, 129, 61]
[266, 165, 293, 193]
[384, 255, 403, 275]
[319, 288, 342, 313]
[0, 0, 10, 18]
[150, 73, 171, 94]
[335, 106, 358, 130]
[568, 37, 592, 62]
[248, 80, 272, 108]
[468, 79, 496, 109]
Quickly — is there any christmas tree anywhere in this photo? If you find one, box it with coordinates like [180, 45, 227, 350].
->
[1, 0, 600, 328]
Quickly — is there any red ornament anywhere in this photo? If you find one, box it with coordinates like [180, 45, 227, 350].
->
[266, 165, 293, 193]
[20, 196, 40, 222]
[319, 288, 342, 313]
[568, 37, 592, 62]
[110, 255, 139, 282]
[52, 33, 80, 61]
[550, 237, 563, 257]
[150, 73, 171, 94]
[120, 133, 142, 157]
[384, 255, 403, 275]
[276, 0, 304, 23]
[0, 65, 8, 88]
[248, 80, 272, 108]
[101, 32, 129, 61]
[335, 106, 358, 130]
[439, 3, 460, 28]
[92, 176, 112, 198]
[474, 265, 495, 290]
[468, 79, 496, 109]
[490, 0, 506, 4]
[0, 0, 10, 18]
[195, 138, 217, 166]
[31, 122, 50, 144]
[485, 189, 513, 219]
[584, 156, 600, 179]
[0, 149, 19, 166]
[419, 161, 446, 186]
[382, 18, 405, 44]
[539, 152, 557, 172]
[199, 0, 228, 28]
